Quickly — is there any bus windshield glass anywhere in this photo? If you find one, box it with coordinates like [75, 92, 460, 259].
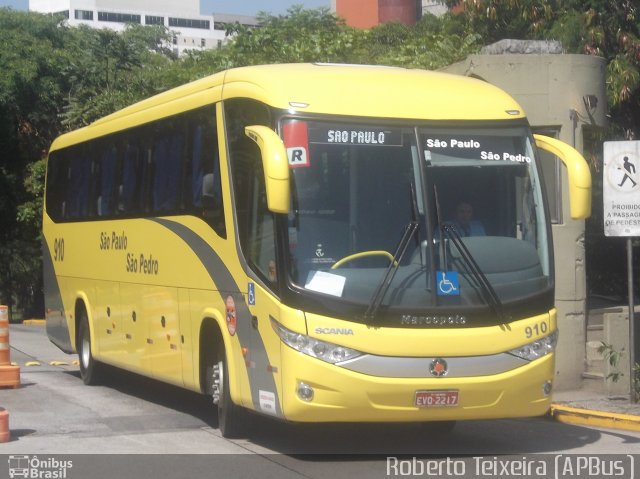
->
[282, 119, 551, 322]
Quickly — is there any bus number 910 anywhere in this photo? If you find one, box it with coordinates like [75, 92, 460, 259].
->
[525, 321, 548, 339]
[54, 237, 65, 262]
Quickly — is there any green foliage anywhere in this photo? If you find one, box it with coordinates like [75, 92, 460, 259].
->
[17, 158, 46, 230]
[598, 341, 625, 383]
[182, 7, 480, 74]
[0, 9, 73, 315]
[445, 0, 561, 42]
[60, 24, 175, 128]
[598, 342, 640, 400]
[0, 10, 178, 316]
[451, 0, 640, 138]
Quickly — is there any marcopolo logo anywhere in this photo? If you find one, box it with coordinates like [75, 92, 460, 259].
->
[8, 455, 73, 479]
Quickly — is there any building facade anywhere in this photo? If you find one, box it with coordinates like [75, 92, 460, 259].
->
[331, 0, 446, 28]
[332, 0, 419, 28]
[29, 1, 257, 55]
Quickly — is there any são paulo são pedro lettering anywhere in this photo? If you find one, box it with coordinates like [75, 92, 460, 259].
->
[126, 253, 159, 275]
[424, 138, 532, 163]
[99, 231, 159, 275]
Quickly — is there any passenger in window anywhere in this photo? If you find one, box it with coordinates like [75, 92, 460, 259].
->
[268, 260, 277, 283]
[449, 201, 486, 237]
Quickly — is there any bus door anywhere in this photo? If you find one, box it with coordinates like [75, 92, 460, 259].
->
[245, 262, 284, 418]
[233, 151, 284, 418]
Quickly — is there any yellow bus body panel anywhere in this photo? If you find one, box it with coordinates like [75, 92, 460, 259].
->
[305, 310, 556, 357]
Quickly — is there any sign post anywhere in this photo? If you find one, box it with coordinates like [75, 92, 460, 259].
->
[603, 140, 640, 402]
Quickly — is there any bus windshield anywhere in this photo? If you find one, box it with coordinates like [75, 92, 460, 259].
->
[282, 119, 551, 323]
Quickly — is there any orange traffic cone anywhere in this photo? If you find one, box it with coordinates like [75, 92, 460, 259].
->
[0, 407, 9, 443]
[0, 305, 20, 388]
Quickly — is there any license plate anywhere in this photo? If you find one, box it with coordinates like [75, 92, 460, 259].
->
[415, 390, 459, 408]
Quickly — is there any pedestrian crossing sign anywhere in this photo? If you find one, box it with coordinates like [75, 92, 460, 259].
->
[603, 141, 640, 237]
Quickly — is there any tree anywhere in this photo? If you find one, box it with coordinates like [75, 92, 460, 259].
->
[0, 9, 73, 317]
[449, 0, 640, 138]
[60, 24, 175, 129]
[0, 10, 177, 317]
[185, 7, 480, 74]
[577, 0, 640, 139]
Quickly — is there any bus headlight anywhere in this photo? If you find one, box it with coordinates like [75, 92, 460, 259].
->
[271, 319, 363, 364]
[507, 330, 558, 361]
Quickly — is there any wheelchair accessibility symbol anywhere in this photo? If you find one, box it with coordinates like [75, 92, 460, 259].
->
[437, 271, 460, 296]
[248, 282, 256, 305]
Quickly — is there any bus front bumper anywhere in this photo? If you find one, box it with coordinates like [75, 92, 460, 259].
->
[279, 348, 555, 423]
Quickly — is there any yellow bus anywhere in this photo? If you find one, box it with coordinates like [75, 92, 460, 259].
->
[43, 63, 591, 437]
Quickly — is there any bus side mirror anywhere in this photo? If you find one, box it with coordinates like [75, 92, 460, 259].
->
[245, 125, 290, 214]
[534, 134, 592, 219]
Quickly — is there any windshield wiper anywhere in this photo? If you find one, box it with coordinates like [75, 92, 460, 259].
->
[441, 223, 506, 323]
[364, 221, 418, 321]
[431, 185, 505, 322]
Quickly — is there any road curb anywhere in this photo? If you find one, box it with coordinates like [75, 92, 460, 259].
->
[22, 319, 46, 325]
[550, 403, 640, 432]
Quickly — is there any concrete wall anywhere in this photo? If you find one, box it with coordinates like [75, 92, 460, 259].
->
[443, 52, 607, 390]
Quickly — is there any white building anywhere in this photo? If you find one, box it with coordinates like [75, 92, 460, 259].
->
[29, 1, 258, 55]
[421, 0, 447, 17]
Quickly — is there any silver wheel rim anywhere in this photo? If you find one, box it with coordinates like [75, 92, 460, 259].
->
[212, 360, 223, 405]
[81, 326, 90, 369]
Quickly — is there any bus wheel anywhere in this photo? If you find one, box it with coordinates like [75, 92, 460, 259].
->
[212, 339, 248, 438]
[77, 311, 102, 385]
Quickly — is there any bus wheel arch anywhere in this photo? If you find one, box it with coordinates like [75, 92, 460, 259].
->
[199, 317, 223, 396]
[199, 316, 248, 438]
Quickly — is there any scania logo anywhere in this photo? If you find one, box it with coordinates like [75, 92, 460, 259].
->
[315, 327, 354, 335]
[429, 358, 448, 377]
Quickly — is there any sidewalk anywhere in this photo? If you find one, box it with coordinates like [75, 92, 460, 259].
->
[550, 380, 640, 432]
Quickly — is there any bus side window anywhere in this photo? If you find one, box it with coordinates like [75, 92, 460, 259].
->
[120, 144, 143, 215]
[190, 124, 204, 209]
[97, 145, 118, 217]
[67, 150, 92, 219]
[45, 150, 70, 222]
[192, 109, 225, 237]
[151, 122, 184, 214]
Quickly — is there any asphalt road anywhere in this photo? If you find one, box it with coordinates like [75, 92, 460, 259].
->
[1, 324, 640, 479]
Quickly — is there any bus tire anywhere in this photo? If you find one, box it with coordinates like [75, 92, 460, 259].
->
[212, 338, 248, 438]
[77, 310, 102, 385]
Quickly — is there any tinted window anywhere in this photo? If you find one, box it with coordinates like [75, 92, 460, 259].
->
[45, 104, 225, 237]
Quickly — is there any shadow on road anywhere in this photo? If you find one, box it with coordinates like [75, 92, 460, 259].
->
[70, 366, 640, 455]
